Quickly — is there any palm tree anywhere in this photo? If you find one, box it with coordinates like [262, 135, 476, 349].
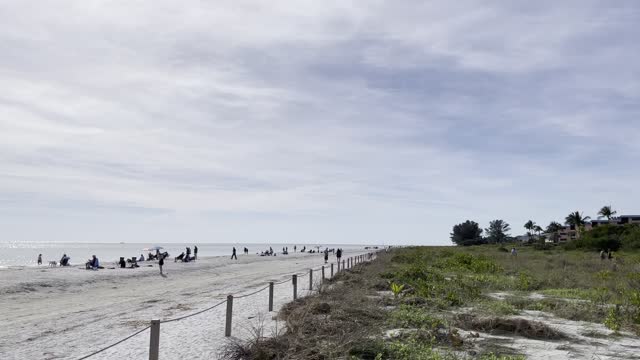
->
[524, 220, 536, 240]
[565, 211, 590, 238]
[598, 205, 617, 221]
[533, 225, 543, 236]
[546, 221, 564, 243]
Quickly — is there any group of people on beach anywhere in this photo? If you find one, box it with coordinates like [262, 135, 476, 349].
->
[35, 244, 349, 276]
[36, 253, 71, 267]
[175, 246, 198, 263]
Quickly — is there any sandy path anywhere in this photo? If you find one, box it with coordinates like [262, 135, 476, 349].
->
[0, 250, 370, 359]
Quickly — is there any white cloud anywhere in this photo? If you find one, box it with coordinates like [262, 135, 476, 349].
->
[1, 0, 639, 244]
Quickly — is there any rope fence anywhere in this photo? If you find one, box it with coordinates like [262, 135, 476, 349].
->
[74, 251, 380, 360]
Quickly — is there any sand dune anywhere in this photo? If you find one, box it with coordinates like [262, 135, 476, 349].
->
[0, 250, 367, 359]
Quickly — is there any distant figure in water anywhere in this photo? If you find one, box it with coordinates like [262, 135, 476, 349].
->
[324, 248, 329, 264]
[37, 254, 42, 266]
[244, 247, 248, 255]
[194, 246, 198, 260]
[511, 248, 517, 257]
[231, 247, 237, 260]
[159, 254, 165, 275]
[294, 245, 297, 252]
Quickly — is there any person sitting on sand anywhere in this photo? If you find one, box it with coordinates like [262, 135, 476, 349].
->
[129, 257, 139, 268]
[175, 252, 185, 262]
[119, 257, 126, 268]
[139, 254, 144, 262]
[60, 254, 70, 266]
[85, 255, 99, 270]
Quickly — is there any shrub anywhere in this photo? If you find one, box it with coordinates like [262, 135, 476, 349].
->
[435, 253, 502, 274]
[570, 224, 640, 251]
[390, 282, 405, 299]
[388, 305, 445, 330]
[604, 305, 622, 332]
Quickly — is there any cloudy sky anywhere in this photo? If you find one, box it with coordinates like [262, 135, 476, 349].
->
[1, 1, 639, 245]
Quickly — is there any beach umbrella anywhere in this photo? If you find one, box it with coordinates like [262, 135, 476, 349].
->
[142, 246, 164, 251]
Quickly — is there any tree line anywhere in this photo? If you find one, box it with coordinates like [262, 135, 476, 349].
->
[450, 205, 629, 247]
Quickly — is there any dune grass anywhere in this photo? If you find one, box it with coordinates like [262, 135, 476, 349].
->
[221, 245, 640, 359]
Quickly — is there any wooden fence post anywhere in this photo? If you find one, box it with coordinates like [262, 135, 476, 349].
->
[309, 269, 313, 291]
[149, 319, 160, 360]
[342, 259, 345, 270]
[331, 263, 334, 277]
[322, 265, 325, 281]
[293, 274, 297, 300]
[225, 295, 233, 337]
[268, 282, 274, 312]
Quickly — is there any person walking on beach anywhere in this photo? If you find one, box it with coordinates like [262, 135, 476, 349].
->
[37, 254, 42, 266]
[294, 245, 296, 253]
[336, 248, 342, 263]
[194, 246, 198, 260]
[324, 248, 329, 264]
[231, 247, 237, 260]
[159, 254, 165, 275]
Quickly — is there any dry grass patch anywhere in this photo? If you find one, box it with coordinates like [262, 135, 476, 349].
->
[455, 314, 568, 340]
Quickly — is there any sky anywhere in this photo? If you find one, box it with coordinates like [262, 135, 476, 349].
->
[1, 1, 639, 245]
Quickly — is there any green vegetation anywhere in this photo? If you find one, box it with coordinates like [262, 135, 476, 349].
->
[450, 220, 484, 246]
[225, 245, 640, 359]
[565, 224, 640, 251]
[485, 220, 511, 244]
[390, 282, 404, 298]
[388, 305, 445, 329]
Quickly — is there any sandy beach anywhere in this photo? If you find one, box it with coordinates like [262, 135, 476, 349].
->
[0, 250, 370, 359]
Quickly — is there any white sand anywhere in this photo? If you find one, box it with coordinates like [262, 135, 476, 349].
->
[0, 250, 371, 360]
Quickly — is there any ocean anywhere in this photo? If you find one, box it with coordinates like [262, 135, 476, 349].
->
[0, 241, 378, 268]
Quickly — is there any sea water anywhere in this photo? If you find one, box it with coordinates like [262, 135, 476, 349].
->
[0, 241, 378, 268]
